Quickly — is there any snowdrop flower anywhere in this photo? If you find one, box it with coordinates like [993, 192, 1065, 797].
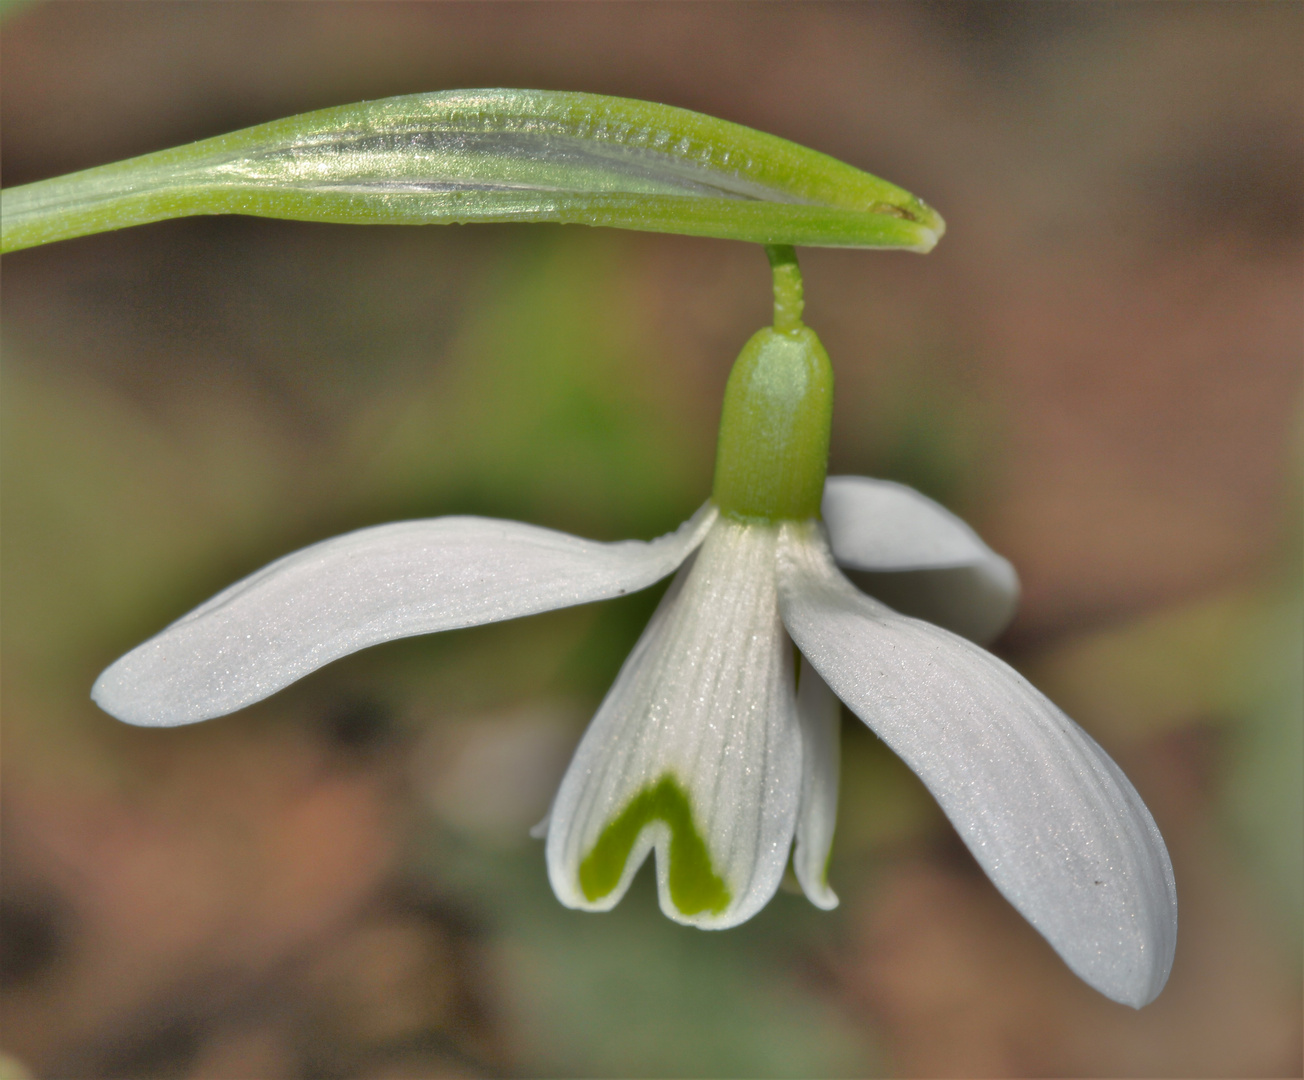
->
[92, 258, 1176, 1009]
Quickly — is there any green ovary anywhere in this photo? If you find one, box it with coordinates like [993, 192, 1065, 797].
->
[578, 775, 731, 916]
[711, 325, 833, 522]
[712, 246, 834, 523]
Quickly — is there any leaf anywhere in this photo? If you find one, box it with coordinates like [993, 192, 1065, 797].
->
[1, 89, 943, 253]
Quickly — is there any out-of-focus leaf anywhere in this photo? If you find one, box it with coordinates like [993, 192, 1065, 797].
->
[0, 89, 943, 253]
[351, 234, 704, 535]
[1025, 591, 1265, 741]
[0, 356, 300, 676]
[1222, 577, 1303, 942]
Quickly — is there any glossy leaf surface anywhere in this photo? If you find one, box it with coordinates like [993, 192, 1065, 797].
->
[1, 89, 943, 253]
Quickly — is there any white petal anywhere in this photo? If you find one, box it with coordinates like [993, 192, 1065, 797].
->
[777, 524, 1177, 1008]
[822, 476, 1018, 643]
[546, 519, 802, 929]
[822, 476, 1005, 570]
[93, 504, 717, 727]
[793, 656, 840, 910]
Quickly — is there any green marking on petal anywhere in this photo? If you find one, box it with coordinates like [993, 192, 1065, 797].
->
[579, 775, 731, 916]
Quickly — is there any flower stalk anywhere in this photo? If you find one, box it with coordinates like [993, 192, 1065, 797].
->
[766, 244, 805, 332]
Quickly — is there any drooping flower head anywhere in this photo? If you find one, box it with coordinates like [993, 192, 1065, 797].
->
[93, 248, 1176, 1009]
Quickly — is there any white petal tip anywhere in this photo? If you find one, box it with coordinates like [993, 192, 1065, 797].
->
[803, 883, 839, 911]
[91, 655, 233, 727]
[658, 905, 749, 931]
[91, 669, 178, 728]
[1098, 970, 1171, 1010]
[1075, 926, 1176, 1009]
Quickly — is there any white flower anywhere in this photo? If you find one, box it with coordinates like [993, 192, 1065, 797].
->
[92, 302, 1176, 1009]
[92, 475, 1176, 1008]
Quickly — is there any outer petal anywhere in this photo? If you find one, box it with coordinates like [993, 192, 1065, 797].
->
[822, 475, 1018, 643]
[546, 519, 802, 929]
[94, 505, 717, 727]
[793, 656, 840, 910]
[777, 523, 1177, 1008]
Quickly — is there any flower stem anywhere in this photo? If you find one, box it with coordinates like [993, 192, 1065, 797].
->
[765, 244, 805, 332]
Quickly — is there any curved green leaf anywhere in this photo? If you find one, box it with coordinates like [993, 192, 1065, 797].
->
[1, 89, 943, 254]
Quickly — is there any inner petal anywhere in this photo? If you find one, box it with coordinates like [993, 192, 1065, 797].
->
[546, 518, 802, 929]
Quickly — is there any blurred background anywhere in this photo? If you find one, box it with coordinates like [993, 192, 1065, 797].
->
[1, 3, 1300, 1077]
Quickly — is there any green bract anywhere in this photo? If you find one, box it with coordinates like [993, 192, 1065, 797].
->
[0, 88, 944, 254]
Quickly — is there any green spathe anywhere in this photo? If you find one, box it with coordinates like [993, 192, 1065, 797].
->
[712, 325, 833, 522]
[579, 775, 731, 916]
[0, 89, 945, 254]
